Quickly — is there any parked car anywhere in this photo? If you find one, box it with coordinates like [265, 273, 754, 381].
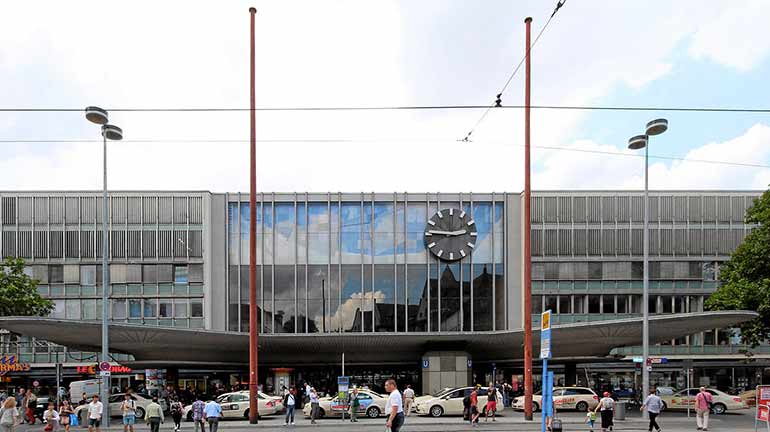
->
[414, 386, 504, 417]
[302, 389, 387, 419]
[183, 391, 280, 420]
[74, 393, 156, 422]
[512, 387, 599, 412]
[659, 388, 747, 414]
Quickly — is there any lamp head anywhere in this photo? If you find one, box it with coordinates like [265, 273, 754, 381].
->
[646, 118, 668, 136]
[85, 106, 109, 125]
[102, 124, 123, 141]
[628, 134, 648, 150]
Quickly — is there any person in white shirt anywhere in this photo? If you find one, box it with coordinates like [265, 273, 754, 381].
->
[384, 379, 404, 432]
[403, 385, 415, 416]
[43, 402, 60, 432]
[87, 395, 104, 432]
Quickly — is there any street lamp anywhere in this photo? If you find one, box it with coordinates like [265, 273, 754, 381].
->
[85, 106, 123, 420]
[627, 118, 667, 416]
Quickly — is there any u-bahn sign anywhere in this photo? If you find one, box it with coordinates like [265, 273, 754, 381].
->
[0, 355, 31, 376]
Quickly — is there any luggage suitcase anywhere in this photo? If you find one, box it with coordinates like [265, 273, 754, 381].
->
[550, 418, 563, 432]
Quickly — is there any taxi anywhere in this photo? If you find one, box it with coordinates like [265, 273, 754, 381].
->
[512, 387, 599, 412]
[183, 391, 280, 420]
[660, 388, 747, 414]
[302, 389, 388, 419]
[414, 386, 504, 417]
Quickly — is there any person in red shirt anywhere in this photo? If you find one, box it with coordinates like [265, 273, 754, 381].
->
[695, 387, 713, 431]
[470, 386, 481, 426]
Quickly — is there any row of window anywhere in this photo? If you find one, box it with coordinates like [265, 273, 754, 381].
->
[532, 294, 704, 315]
[531, 227, 749, 257]
[531, 194, 758, 224]
[0, 195, 205, 225]
[36, 283, 204, 297]
[1, 229, 203, 259]
[23, 264, 203, 284]
[532, 280, 720, 291]
[532, 261, 719, 281]
[49, 298, 204, 320]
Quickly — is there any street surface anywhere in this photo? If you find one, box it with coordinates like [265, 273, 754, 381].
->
[15, 409, 760, 431]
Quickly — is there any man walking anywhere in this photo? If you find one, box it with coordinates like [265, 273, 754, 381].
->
[87, 395, 103, 432]
[384, 379, 404, 432]
[283, 387, 297, 426]
[403, 385, 415, 416]
[120, 393, 137, 432]
[191, 395, 206, 432]
[695, 387, 713, 431]
[348, 388, 360, 423]
[641, 388, 663, 432]
[309, 387, 319, 425]
[203, 397, 222, 432]
[144, 397, 164, 432]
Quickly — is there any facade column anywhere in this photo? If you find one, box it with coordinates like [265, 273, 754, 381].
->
[564, 362, 577, 387]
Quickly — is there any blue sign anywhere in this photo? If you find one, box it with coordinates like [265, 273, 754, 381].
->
[467, 359, 473, 368]
[422, 359, 429, 369]
[540, 310, 552, 359]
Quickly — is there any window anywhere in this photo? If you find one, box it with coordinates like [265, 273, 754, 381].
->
[80, 266, 96, 286]
[558, 296, 571, 314]
[144, 299, 157, 318]
[64, 265, 79, 283]
[191, 300, 203, 318]
[588, 295, 600, 314]
[143, 265, 158, 283]
[174, 299, 188, 318]
[159, 300, 172, 318]
[174, 265, 188, 284]
[49, 265, 64, 283]
[617, 296, 628, 314]
[603, 295, 615, 314]
[544, 296, 557, 313]
[129, 300, 142, 318]
[574, 295, 585, 314]
[588, 262, 602, 280]
[112, 299, 126, 320]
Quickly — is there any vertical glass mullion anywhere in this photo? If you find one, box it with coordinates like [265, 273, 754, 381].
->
[470, 194, 474, 331]
[371, 193, 375, 333]
[436, 194, 441, 332]
[393, 192, 398, 333]
[360, 194, 364, 333]
[294, 194, 298, 334]
[492, 193, 496, 331]
[272, 192, 276, 334]
[237, 193, 242, 332]
[426, 194, 430, 333]
[305, 193, 309, 334]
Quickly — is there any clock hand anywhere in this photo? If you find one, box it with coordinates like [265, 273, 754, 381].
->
[428, 229, 467, 236]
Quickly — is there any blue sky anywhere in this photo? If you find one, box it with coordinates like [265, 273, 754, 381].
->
[1, 0, 769, 192]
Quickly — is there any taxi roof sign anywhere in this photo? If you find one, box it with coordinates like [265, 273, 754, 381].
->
[541, 310, 551, 331]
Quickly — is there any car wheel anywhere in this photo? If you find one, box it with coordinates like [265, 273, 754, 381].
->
[317, 408, 325, 418]
[661, 401, 668, 411]
[135, 407, 145, 420]
[713, 403, 727, 415]
[533, 402, 540, 412]
[243, 409, 261, 420]
[429, 405, 444, 417]
[576, 401, 588, 412]
[366, 406, 381, 418]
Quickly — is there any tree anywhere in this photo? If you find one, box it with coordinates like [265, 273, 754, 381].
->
[0, 257, 53, 316]
[706, 189, 770, 347]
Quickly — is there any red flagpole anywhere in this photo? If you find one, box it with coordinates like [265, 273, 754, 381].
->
[248, 6, 259, 425]
[523, 15, 534, 422]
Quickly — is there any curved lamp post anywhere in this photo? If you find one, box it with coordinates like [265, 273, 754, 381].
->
[627, 118, 667, 417]
[84, 106, 123, 419]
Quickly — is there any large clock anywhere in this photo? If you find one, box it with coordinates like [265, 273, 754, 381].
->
[424, 208, 477, 261]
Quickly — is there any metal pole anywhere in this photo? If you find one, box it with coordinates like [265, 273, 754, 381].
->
[523, 15, 534, 422]
[248, 6, 259, 425]
[322, 279, 326, 333]
[101, 127, 110, 420]
[642, 138, 650, 419]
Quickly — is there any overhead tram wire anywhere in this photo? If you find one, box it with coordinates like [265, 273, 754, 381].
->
[4, 138, 769, 169]
[460, 0, 567, 142]
[2, 104, 770, 113]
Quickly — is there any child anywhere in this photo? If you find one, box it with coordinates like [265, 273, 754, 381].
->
[585, 406, 597, 431]
[44, 402, 60, 432]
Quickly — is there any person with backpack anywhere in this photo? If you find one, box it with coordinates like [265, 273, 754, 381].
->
[485, 384, 498, 422]
[695, 387, 714, 431]
[0, 397, 19, 432]
[594, 391, 615, 432]
[120, 394, 137, 432]
[170, 398, 183, 432]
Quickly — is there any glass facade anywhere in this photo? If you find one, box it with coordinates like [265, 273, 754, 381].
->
[226, 194, 507, 333]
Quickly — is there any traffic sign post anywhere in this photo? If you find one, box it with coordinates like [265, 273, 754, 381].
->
[540, 310, 552, 432]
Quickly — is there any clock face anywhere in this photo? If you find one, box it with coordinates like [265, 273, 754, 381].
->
[424, 208, 477, 261]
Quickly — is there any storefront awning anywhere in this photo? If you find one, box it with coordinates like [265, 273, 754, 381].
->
[0, 311, 756, 366]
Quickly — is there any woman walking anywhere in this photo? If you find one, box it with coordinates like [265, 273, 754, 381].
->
[594, 391, 615, 432]
[309, 388, 320, 424]
[170, 398, 183, 432]
[59, 400, 73, 432]
[283, 387, 297, 426]
[0, 398, 20, 432]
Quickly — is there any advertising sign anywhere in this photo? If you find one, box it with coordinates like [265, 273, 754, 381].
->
[333, 376, 350, 412]
[77, 365, 132, 375]
[757, 385, 770, 423]
[540, 310, 552, 359]
[0, 355, 31, 376]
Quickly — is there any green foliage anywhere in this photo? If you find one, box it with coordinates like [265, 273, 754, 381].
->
[0, 257, 53, 316]
[706, 189, 770, 347]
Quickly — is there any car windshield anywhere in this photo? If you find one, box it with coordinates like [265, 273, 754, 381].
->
[432, 388, 454, 397]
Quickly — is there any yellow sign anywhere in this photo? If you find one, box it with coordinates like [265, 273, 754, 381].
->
[541, 310, 551, 331]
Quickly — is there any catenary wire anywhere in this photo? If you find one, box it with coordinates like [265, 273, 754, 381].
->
[2, 104, 770, 113]
[4, 138, 769, 169]
[461, 0, 567, 142]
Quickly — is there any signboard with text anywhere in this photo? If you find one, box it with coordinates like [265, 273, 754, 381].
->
[0, 355, 31, 376]
[756, 385, 770, 423]
[540, 310, 552, 359]
[76, 364, 132, 375]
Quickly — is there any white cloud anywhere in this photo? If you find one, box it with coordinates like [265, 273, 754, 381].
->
[688, 0, 770, 71]
[533, 124, 770, 190]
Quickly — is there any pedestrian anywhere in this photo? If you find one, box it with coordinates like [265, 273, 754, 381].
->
[594, 391, 615, 432]
[470, 385, 481, 426]
[348, 388, 360, 423]
[87, 395, 103, 432]
[191, 395, 206, 432]
[304, 382, 311, 409]
[59, 400, 73, 432]
[43, 401, 60, 432]
[0, 397, 19, 432]
[403, 385, 415, 416]
[585, 405, 597, 431]
[283, 387, 296, 425]
[384, 379, 404, 432]
[79, 393, 88, 406]
[170, 398, 183, 432]
[120, 393, 137, 432]
[641, 388, 663, 432]
[24, 390, 36, 425]
[203, 397, 221, 432]
[485, 384, 498, 422]
[145, 397, 164, 432]
[13, 389, 24, 422]
[695, 386, 713, 431]
[309, 387, 319, 424]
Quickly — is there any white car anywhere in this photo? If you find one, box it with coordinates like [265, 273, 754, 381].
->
[302, 389, 388, 419]
[512, 387, 599, 412]
[415, 387, 504, 417]
[183, 391, 280, 420]
[75, 393, 158, 422]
